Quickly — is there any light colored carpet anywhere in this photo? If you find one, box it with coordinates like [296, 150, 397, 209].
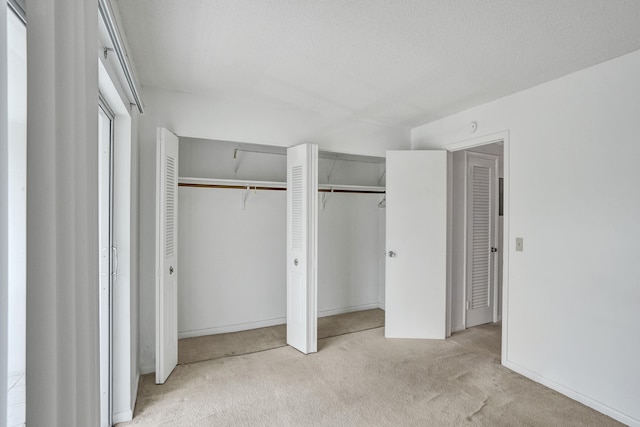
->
[120, 322, 621, 426]
[179, 309, 385, 365]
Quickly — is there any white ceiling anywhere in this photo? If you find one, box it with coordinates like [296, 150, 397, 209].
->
[115, 0, 640, 148]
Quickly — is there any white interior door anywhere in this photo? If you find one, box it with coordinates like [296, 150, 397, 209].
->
[465, 153, 498, 328]
[155, 128, 179, 384]
[286, 143, 318, 354]
[385, 150, 448, 339]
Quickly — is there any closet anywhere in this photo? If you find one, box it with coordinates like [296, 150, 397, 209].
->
[176, 138, 386, 344]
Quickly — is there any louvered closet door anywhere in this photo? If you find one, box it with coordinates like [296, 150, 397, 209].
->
[156, 128, 179, 384]
[465, 153, 498, 328]
[286, 143, 318, 354]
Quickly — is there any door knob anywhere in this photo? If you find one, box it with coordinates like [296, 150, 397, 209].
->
[491, 247, 498, 253]
[294, 258, 299, 266]
[387, 251, 396, 258]
[169, 266, 174, 274]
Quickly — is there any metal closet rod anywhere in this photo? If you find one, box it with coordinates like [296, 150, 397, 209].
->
[178, 183, 385, 194]
[179, 183, 286, 191]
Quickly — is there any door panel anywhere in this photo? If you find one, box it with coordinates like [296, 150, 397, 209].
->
[385, 150, 447, 339]
[466, 153, 498, 328]
[156, 128, 179, 384]
[286, 144, 318, 354]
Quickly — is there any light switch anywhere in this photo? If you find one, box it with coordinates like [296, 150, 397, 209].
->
[515, 237, 523, 252]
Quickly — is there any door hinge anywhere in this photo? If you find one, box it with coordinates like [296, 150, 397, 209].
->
[466, 301, 470, 310]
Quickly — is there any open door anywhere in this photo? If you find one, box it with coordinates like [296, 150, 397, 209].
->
[155, 128, 179, 384]
[286, 143, 318, 354]
[385, 150, 448, 339]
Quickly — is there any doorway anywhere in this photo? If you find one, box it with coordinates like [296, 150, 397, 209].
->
[446, 135, 506, 343]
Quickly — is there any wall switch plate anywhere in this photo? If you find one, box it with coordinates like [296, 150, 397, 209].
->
[516, 237, 523, 252]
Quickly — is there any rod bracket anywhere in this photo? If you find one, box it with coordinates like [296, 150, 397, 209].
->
[103, 47, 114, 59]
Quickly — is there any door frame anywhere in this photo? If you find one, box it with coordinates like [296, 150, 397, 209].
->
[98, 94, 115, 427]
[444, 130, 510, 364]
[98, 57, 135, 423]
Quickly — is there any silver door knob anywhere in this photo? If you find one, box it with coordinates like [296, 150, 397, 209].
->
[169, 266, 174, 275]
[387, 251, 396, 258]
[294, 258, 299, 266]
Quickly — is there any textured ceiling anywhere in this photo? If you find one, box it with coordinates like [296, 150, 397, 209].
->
[115, 0, 640, 148]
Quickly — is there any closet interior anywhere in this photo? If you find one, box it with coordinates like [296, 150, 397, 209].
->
[177, 137, 386, 355]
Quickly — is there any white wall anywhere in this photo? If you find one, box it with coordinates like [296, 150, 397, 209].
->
[142, 87, 409, 157]
[412, 49, 640, 426]
[179, 137, 287, 182]
[178, 188, 384, 338]
[178, 187, 287, 337]
[137, 90, 403, 372]
[318, 193, 384, 315]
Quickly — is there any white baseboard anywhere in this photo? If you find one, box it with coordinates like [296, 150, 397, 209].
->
[178, 316, 287, 339]
[130, 373, 139, 416]
[140, 364, 155, 375]
[178, 303, 384, 339]
[451, 323, 465, 333]
[113, 409, 133, 424]
[503, 360, 639, 427]
[318, 302, 382, 318]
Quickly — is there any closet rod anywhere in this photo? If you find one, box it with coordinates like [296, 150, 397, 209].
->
[178, 183, 385, 194]
[319, 188, 385, 194]
[179, 183, 286, 191]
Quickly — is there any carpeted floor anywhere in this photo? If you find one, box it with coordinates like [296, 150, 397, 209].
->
[179, 309, 385, 365]
[119, 320, 621, 426]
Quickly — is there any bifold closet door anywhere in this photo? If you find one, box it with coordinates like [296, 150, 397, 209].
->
[156, 128, 179, 384]
[286, 143, 318, 354]
[385, 150, 448, 339]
